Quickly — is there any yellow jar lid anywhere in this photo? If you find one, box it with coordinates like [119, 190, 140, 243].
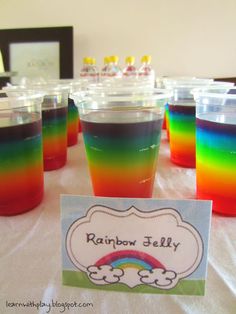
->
[125, 56, 135, 65]
[141, 55, 151, 64]
[104, 56, 110, 64]
[110, 55, 119, 63]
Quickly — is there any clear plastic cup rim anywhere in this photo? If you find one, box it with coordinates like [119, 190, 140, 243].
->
[162, 77, 213, 88]
[26, 84, 70, 93]
[209, 81, 234, 86]
[0, 90, 44, 101]
[164, 79, 234, 90]
[73, 88, 173, 104]
[41, 78, 88, 89]
[87, 79, 155, 91]
[2, 84, 69, 96]
[0, 90, 44, 111]
[192, 86, 236, 99]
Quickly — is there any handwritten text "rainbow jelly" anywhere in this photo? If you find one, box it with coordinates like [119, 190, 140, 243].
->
[86, 233, 181, 252]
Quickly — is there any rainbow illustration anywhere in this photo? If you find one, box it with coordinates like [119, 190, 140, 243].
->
[169, 104, 196, 167]
[81, 112, 163, 198]
[95, 250, 165, 271]
[42, 106, 67, 170]
[67, 98, 78, 146]
[0, 118, 44, 215]
[196, 117, 236, 216]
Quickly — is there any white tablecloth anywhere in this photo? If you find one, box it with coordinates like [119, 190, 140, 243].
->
[0, 131, 235, 314]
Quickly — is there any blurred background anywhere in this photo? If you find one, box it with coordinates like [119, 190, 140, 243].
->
[0, 0, 236, 78]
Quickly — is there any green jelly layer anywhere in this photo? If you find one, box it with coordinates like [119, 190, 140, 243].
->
[0, 135, 43, 172]
[83, 133, 160, 166]
[68, 106, 78, 123]
[169, 116, 195, 133]
[197, 128, 236, 168]
[43, 118, 67, 137]
[197, 142, 236, 169]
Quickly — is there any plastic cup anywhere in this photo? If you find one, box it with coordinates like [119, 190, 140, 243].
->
[67, 96, 79, 143]
[47, 79, 89, 141]
[46, 79, 79, 146]
[40, 87, 69, 170]
[193, 86, 236, 216]
[0, 91, 44, 216]
[73, 85, 172, 197]
[66, 79, 89, 136]
[165, 103, 170, 139]
[3, 84, 69, 170]
[163, 78, 221, 167]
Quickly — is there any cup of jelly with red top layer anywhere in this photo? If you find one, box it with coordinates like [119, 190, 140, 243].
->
[193, 86, 236, 216]
[0, 91, 44, 216]
[73, 83, 172, 198]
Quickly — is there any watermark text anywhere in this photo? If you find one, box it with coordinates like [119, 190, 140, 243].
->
[6, 299, 93, 313]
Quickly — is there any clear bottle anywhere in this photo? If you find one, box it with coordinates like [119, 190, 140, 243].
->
[90, 57, 99, 82]
[80, 57, 98, 82]
[79, 57, 91, 78]
[123, 56, 137, 77]
[107, 55, 122, 78]
[100, 56, 110, 81]
[138, 55, 155, 81]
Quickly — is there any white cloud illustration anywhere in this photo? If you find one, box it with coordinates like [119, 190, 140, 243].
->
[87, 265, 124, 283]
[138, 268, 177, 287]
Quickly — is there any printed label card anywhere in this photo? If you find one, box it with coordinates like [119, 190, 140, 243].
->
[61, 196, 212, 295]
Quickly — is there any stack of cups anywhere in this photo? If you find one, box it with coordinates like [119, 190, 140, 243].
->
[0, 91, 44, 215]
[193, 86, 236, 216]
[72, 81, 172, 198]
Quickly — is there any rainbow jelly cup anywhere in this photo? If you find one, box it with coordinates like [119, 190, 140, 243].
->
[165, 103, 170, 140]
[42, 93, 68, 171]
[73, 85, 171, 198]
[67, 98, 79, 146]
[194, 86, 236, 216]
[163, 78, 214, 167]
[48, 80, 82, 144]
[168, 102, 196, 167]
[0, 92, 44, 216]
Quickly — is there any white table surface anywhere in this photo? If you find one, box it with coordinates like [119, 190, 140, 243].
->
[0, 131, 235, 314]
